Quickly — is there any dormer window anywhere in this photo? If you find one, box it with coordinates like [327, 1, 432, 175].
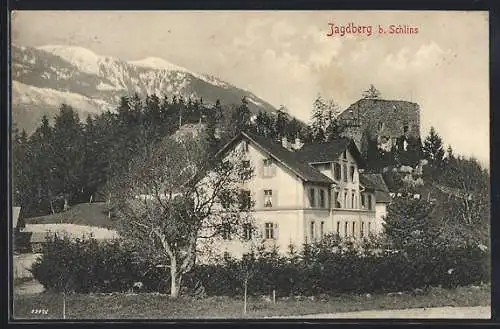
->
[342, 150, 347, 160]
[350, 166, 355, 182]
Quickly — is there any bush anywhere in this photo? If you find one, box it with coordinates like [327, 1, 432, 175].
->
[30, 234, 170, 294]
[190, 235, 490, 297]
[32, 233, 490, 296]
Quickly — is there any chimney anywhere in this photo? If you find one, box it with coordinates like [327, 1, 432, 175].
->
[281, 136, 289, 150]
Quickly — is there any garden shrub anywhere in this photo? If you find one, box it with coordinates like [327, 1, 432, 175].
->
[31, 233, 490, 296]
[30, 234, 170, 294]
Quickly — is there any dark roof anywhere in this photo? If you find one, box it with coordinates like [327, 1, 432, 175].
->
[359, 173, 391, 203]
[25, 202, 116, 229]
[295, 138, 365, 167]
[218, 132, 334, 184]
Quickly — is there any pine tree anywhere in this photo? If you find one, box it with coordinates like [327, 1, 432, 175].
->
[12, 127, 32, 209]
[383, 196, 440, 251]
[30, 115, 55, 215]
[52, 104, 85, 207]
[274, 105, 289, 138]
[423, 126, 445, 168]
[287, 118, 302, 140]
[311, 95, 327, 142]
[231, 97, 251, 132]
[362, 84, 381, 99]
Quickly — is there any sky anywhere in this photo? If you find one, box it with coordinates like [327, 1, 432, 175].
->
[11, 11, 490, 166]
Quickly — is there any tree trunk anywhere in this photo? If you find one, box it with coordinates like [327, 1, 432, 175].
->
[169, 257, 182, 298]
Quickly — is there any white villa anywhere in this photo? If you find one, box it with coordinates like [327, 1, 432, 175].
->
[209, 131, 391, 257]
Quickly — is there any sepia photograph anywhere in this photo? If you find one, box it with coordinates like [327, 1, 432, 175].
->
[9, 10, 490, 320]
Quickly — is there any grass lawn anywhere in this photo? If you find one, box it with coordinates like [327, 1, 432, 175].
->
[13, 284, 490, 320]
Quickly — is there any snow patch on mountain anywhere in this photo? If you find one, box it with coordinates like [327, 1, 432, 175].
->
[248, 97, 263, 107]
[12, 80, 113, 113]
[129, 57, 192, 73]
[37, 45, 103, 75]
[97, 81, 123, 91]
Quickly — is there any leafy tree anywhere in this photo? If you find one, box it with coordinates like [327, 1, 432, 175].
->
[105, 131, 254, 298]
[362, 84, 381, 99]
[423, 126, 445, 168]
[438, 156, 489, 245]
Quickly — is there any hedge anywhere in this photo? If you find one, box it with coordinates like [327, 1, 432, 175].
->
[30, 234, 490, 296]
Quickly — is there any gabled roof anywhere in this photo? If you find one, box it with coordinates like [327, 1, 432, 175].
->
[25, 202, 116, 229]
[217, 131, 334, 184]
[359, 173, 391, 203]
[295, 138, 366, 168]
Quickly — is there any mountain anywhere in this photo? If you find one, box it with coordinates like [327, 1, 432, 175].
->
[11, 44, 278, 133]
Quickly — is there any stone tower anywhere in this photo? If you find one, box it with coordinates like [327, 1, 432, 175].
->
[338, 98, 421, 156]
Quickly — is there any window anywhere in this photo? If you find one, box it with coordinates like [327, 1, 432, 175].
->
[241, 161, 251, 180]
[361, 222, 365, 238]
[344, 221, 348, 236]
[342, 150, 347, 160]
[310, 221, 315, 241]
[344, 190, 348, 208]
[367, 194, 373, 210]
[361, 193, 366, 209]
[350, 166, 356, 182]
[352, 222, 356, 238]
[243, 223, 253, 240]
[264, 190, 273, 208]
[308, 188, 316, 207]
[333, 163, 342, 180]
[220, 190, 231, 209]
[241, 140, 249, 153]
[336, 221, 340, 234]
[378, 121, 385, 131]
[222, 223, 232, 240]
[368, 222, 372, 233]
[343, 164, 348, 182]
[319, 189, 326, 208]
[403, 121, 409, 133]
[239, 190, 252, 211]
[265, 222, 275, 240]
[320, 221, 325, 237]
[263, 158, 275, 177]
[392, 137, 398, 149]
[351, 191, 356, 208]
[334, 191, 341, 208]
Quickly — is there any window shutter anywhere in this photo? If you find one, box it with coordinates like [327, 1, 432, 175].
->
[273, 189, 278, 207]
[271, 162, 277, 177]
[274, 223, 279, 240]
[260, 189, 265, 209]
[260, 223, 266, 240]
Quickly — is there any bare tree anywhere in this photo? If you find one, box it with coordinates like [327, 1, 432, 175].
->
[106, 131, 254, 298]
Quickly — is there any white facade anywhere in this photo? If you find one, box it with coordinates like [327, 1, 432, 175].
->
[207, 134, 389, 258]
